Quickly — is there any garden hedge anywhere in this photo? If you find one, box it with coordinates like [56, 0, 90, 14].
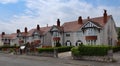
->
[72, 45, 110, 56]
[38, 46, 73, 53]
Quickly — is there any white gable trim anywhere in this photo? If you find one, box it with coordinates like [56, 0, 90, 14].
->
[50, 26, 59, 32]
[81, 21, 101, 29]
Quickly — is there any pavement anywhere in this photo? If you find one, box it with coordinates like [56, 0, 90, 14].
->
[0, 51, 120, 66]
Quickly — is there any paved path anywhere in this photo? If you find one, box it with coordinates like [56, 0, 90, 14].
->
[58, 51, 72, 59]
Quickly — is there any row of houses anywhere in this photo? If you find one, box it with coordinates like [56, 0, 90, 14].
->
[0, 10, 118, 47]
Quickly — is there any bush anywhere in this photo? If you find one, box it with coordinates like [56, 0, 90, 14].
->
[38, 46, 73, 53]
[79, 46, 110, 56]
[0, 45, 19, 49]
[112, 46, 120, 52]
[55, 42, 61, 47]
[38, 48, 54, 53]
[57, 46, 73, 53]
[72, 45, 110, 56]
[71, 47, 80, 56]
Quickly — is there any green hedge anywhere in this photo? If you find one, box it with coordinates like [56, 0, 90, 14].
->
[112, 46, 120, 52]
[57, 46, 73, 53]
[38, 46, 73, 53]
[71, 47, 80, 56]
[38, 48, 54, 53]
[72, 45, 110, 56]
[0, 46, 19, 48]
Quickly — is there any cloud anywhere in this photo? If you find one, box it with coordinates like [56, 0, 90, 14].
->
[0, 0, 120, 33]
[0, 0, 18, 4]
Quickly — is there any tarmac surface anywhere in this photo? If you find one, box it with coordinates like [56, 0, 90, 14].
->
[0, 51, 120, 66]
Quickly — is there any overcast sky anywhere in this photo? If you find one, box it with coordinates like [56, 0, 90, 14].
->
[0, 0, 120, 33]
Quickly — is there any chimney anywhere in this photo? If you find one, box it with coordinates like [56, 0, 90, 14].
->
[1, 32, 5, 37]
[103, 9, 107, 23]
[78, 16, 83, 24]
[57, 19, 60, 27]
[24, 27, 27, 33]
[37, 24, 40, 30]
[87, 16, 90, 20]
[2, 32, 5, 35]
[17, 29, 20, 33]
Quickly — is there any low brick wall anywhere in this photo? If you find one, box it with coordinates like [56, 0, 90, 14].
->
[72, 55, 113, 62]
[27, 52, 54, 57]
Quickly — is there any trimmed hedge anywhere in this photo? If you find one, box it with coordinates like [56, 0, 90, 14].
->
[72, 45, 110, 56]
[0, 46, 20, 48]
[112, 46, 120, 52]
[38, 46, 73, 53]
[38, 48, 54, 53]
[57, 46, 73, 53]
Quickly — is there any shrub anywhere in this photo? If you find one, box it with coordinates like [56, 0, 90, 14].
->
[112, 46, 120, 52]
[0, 45, 20, 49]
[57, 46, 73, 53]
[78, 45, 110, 56]
[72, 45, 110, 56]
[55, 42, 61, 47]
[38, 48, 54, 53]
[71, 47, 80, 56]
[38, 46, 73, 53]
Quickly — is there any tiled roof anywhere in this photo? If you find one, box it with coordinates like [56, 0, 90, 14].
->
[28, 26, 52, 36]
[1, 34, 16, 39]
[62, 15, 111, 32]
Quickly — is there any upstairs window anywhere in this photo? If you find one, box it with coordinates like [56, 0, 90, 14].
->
[53, 31, 59, 37]
[86, 28, 97, 36]
[66, 33, 70, 37]
[86, 40, 96, 45]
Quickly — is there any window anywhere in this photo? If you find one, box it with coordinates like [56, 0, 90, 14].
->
[66, 34, 70, 37]
[86, 40, 96, 45]
[66, 40, 71, 46]
[53, 32, 59, 37]
[76, 40, 83, 46]
[86, 28, 97, 36]
[33, 32, 40, 39]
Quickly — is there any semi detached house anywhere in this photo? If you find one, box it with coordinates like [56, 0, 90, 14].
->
[0, 10, 118, 47]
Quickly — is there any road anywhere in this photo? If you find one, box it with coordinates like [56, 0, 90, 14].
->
[0, 52, 120, 66]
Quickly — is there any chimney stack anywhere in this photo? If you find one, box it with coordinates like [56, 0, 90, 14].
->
[37, 24, 40, 30]
[1, 32, 5, 37]
[78, 16, 83, 24]
[57, 19, 60, 27]
[25, 27, 27, 33]
[17, 29, 20, 33]
[2, 32, 5, 35]
[87, 16, 90, 20]
[103, 9, 107, 23]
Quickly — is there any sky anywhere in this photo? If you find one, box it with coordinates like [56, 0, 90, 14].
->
[0, 0, 120, 33]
